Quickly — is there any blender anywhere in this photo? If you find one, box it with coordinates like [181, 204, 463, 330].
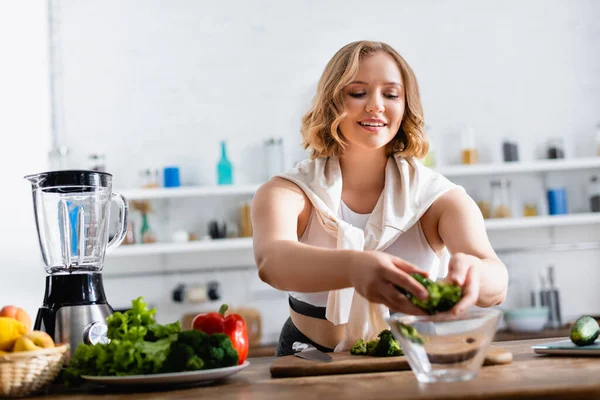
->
[24, 170, 128, 358]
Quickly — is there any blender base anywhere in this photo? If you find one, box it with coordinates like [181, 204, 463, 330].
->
[35, 272, 113, 363]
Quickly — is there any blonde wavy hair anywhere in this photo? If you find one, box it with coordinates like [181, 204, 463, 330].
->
[301, 40, 428, 159]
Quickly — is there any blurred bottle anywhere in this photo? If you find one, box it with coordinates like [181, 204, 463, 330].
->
[217, 141, 233, 185]
[122, 220, 136, 245]
[240, 201, 253, 237]
[590, 175, 600, 212]
[523, 202, 538, 217]
[264, 137, 285, 179]
[476, 200, 491, 219]
[502, 140, 519, 162]
[545, 265, 562, 329]
[461, 125, 478, 165]
[547, 138, 565, 159]
[491, 179, 512, 218]
[140, 168, 159, 188]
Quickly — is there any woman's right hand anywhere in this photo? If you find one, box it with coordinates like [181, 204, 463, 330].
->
[348, 250, 430, 315]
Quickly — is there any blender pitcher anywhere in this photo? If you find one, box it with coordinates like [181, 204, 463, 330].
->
[25, 170, 128, 360]
[25, 170, 128, 273]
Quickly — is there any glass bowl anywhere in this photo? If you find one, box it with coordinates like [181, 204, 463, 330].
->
[387, 308, 501, 383]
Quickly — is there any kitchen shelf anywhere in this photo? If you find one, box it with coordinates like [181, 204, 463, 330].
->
[435, 157, 600, 177]
[108, 213, 600, 258]
[116, 184, 261, 200]
[485, 213, 600, 230]
[109, 237, 253, 257]
[115, 158, 600, 201]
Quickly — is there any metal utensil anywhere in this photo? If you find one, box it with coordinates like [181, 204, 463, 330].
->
[292, 342, 333, 362]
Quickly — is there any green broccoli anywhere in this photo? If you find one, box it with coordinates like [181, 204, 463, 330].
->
[350, 329, 402, 357]
[161, 330, 238, 372]
[396, 273, 462, 314]
[370, 329, 403, 357]
[366, 340, 379, 356]
[350, 338, 368, 355]
[397, 322, 424, 345]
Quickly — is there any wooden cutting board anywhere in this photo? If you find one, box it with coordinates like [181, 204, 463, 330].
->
[270, 346, 512, 378]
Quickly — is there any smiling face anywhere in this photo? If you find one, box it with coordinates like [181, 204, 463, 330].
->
[338, 51, 405, 154]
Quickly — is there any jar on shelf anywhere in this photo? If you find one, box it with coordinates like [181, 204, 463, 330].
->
[491, 179, 512, 218]
[461, 125, 478, 165]
[523, 202, 538, 217]
[139, 168, 159, 188]
[476, 200, 491, 219]
[547, 138, 565, 159]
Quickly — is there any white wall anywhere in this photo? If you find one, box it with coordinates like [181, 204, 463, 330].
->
[8, 0, 600, 343]
[0, 1, 52, 318]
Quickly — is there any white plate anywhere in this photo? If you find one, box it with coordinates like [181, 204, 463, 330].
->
[532, 340, 600, 355]
[81, 361, 250, 386]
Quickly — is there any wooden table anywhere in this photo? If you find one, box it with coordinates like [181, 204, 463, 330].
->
[30, 338, 600, 400]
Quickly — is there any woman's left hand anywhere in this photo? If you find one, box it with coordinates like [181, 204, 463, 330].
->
[445, 252, 482, 315]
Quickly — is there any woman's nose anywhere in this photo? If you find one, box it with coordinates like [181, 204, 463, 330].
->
[365, 94, 385, 113]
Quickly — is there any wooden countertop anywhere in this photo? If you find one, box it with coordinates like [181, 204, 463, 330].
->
[247, 327, 573, 358]
[29, 337, 600, 400]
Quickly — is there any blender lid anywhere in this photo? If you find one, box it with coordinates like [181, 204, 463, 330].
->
[24, 170, 113, 189]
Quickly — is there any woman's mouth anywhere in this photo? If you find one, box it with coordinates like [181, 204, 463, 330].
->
[358, 121, 387, 132]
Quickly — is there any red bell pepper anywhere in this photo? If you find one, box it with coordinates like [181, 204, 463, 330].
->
[192, 304, 248, 365]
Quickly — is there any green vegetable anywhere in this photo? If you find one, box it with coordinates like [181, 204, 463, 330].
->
[161, 330, 238, 373]
[350, 329, 402, 357]
[570, 316, 600, 346]
[396, 322, 424, 345]
[350, 338, 367, 355]
[63, 297, 238, 386]
[396, 273, 462, 314]
[370, 329, 402, 357]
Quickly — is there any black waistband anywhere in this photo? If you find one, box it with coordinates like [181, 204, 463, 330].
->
[288, 295, 327, 320]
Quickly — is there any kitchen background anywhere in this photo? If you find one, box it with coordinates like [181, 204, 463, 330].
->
[1, 0, 600, 347]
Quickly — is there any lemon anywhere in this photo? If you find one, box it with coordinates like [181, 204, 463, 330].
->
[0, 317, 26, 351]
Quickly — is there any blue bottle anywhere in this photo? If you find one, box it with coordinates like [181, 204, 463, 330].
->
[217, 141, 233, 185]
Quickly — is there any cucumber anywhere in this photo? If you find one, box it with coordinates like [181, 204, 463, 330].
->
[570, 316, 600, 346]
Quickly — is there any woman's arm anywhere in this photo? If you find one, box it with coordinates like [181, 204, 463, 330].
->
[433, 188, 508, 314]
[251, 178, 430, 311]
[251, 177, 355, 292]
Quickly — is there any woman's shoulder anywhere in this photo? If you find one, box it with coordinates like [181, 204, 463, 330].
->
[254, 177, 312, 207]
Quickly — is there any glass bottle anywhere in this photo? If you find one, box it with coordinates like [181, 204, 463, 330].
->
[461, 125, 478, 165]
[491, 179, 512, 218]
[264, 137, 284, 179]
[217, 141, 233, 185]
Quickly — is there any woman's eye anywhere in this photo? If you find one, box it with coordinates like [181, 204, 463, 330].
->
[349, 92, 366, 98]
[385, 94, 400, 99]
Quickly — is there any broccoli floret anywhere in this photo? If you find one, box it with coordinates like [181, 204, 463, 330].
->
[351, 330, 402, 357]
[370, 329, 402, 357]
[397, 273, 462, 314]
[160, 330, 238, 373]
[366, 340, 379, 356]
[194, 332, 239, 369]
[350, 338, 368, 355]
[397, 322, 424, 345]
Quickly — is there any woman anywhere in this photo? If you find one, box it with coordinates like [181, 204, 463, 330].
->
[251, 40, 508, 356]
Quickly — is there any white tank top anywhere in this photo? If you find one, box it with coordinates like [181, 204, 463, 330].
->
[289, 201, 441, 306]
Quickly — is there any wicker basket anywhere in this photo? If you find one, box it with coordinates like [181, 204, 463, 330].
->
[0, 345, 69, 398]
